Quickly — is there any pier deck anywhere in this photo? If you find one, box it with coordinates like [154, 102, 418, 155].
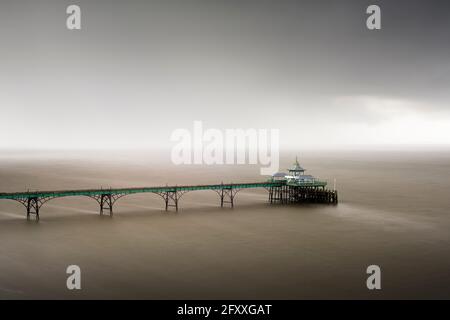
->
[0, 181, 337, 221]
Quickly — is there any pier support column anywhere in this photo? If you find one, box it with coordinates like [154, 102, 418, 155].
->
[100, 194, 113, 216]
[269, 186, 283, 204]
[268, 187, 273, 203]
[26, 197, 40, 221]
[164, 190, 179, 211]
[220, 187, 237, 208]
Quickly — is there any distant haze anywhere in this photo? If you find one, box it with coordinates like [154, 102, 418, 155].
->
[1, 0, 450, 149]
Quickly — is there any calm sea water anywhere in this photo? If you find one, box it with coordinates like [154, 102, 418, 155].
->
[0, 150, 449, 299]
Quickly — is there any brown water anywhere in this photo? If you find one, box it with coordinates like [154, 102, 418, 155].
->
[0, 149, 449, 299]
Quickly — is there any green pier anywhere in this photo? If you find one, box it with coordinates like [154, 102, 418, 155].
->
[0, 159, 337, 221]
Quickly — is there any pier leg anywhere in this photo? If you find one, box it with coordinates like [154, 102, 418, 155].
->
[268, 187, 273, 204]
[26, 197, 40, 221]
[164, 190, 179, 212]
[220, 188, 236, 208]
[100, 194, 113, 216]
[270, 186, 283, 204]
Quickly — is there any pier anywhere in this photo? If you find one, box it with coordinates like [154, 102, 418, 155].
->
[0, 159, 338, 221]
[0, 182, 337, 221]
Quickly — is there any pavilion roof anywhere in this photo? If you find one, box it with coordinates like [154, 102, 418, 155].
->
[288, 157, 305, 172]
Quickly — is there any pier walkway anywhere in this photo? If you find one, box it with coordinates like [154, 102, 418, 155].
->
[0, 180, 337, 221]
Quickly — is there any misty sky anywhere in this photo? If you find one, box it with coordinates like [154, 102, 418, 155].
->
[1, 0, 449, 149]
